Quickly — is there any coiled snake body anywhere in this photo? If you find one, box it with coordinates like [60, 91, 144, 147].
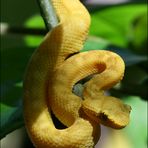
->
[23, 0, 131, 147]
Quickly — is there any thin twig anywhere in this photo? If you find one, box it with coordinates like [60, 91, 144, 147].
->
[0, 23, 46, 36]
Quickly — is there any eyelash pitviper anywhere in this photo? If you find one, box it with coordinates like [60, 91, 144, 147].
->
[23, 0, 131, 147]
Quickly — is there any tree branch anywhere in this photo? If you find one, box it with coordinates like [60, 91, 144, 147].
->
[36, 0, 59, 30]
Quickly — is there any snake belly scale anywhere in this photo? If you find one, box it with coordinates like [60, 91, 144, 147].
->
[23, 0, 131, 148]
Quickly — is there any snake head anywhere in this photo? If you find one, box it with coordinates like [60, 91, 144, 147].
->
[82, 96, 131, 129]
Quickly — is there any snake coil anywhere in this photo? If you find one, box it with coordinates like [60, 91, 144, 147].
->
[23, 0, 131, 147]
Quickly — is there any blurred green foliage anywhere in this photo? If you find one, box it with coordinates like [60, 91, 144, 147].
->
[0, 1, 147, 148]
[123, 96, 147, 148]
[89, 4, 147, 47]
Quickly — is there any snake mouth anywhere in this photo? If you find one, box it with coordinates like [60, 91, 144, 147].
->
[82, 108, 129, 129]
[98, 112, 126, 129]
[82, 97, 131, 129]
[98, 105, 131, 129]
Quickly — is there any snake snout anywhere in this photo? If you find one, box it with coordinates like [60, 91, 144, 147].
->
[82, 96, 131, 129]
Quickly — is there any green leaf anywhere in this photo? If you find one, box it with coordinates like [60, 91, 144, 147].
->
[1, 46, 34, 139]
[117, 66, 148, 99]
[0, 103, 24, 139]
[123, 66, 148, 85]
[131, 12, 147, 54]
[108, 47, 147, 66]
[1, 46, 34, 105]
[82, 36, 147, 67]
[90, 4, 147, 47]
[82, 36, 110, 51]
[24, 15, 44, 47]
[123, 96, 147, 148]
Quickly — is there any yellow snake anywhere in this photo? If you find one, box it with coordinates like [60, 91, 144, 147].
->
[23, 0, 131, 147]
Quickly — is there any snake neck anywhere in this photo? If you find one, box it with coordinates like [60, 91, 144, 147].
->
[41, 0, 91, 68]
[49, 50, 124, 126]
